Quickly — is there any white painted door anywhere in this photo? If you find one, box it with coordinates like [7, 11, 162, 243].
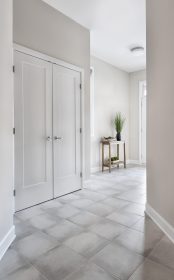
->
[14, 51, 53, 211]
[53, 64, 82, 197]
[141, 84, 147, 163]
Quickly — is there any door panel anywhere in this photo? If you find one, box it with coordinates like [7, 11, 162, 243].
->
[14, 51, 53, 211]
[53, 64, 81, 197]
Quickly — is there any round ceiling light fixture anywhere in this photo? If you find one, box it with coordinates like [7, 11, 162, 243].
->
[130, 46, 144, 56]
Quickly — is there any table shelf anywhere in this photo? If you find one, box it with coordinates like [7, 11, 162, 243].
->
[104, 160, 124, 168]
[101, 139, 126, 173]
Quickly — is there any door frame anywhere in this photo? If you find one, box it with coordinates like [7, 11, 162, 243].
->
[13, 43, 85, 189]
[139, 80, 147, 164]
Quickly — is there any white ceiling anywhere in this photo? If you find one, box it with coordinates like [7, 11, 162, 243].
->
[43, 0, 146, 72]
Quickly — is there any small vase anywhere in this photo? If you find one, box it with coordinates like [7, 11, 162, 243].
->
[116, 132, 121, 141]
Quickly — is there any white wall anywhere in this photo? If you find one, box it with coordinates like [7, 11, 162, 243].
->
[13, 0, 90, 178]
[129, 70, 146, 161]
[0, 0, 15, 260]
[90, 56, 130, 171]
[146, 0, 174, 229]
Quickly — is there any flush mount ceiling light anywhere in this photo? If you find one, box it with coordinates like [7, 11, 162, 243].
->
[130, 46, 145, 56]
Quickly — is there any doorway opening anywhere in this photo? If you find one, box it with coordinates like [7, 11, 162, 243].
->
[139, 81, 147, 164]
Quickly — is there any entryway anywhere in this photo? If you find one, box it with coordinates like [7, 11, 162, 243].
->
[139, 81, 147, 164]
[14, 48, 83, 211]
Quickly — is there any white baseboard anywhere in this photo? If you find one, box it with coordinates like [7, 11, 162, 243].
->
[0, 226, 16, 261]
[146, 204, 174, 244]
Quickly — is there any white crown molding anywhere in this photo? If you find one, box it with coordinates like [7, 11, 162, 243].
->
[146, 204, 174, 244]
[0, 226, 16, 261]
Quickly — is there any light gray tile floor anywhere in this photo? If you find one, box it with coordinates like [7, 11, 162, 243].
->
[1, 165, 174, 279]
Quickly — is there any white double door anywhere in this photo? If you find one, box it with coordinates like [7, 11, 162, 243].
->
[14, 51, 82, 211]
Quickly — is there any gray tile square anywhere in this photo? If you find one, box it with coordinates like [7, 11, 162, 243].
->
[86, 202, 115, 217]
[96, 188, 121, 196]
[69, 211, 102, 227]
[89, 219, 127, 240]
[110, 184, 130, 192]
[0, 249, 27, 279]
[64, 231, 108, 258]
[77, 189, 107, 202]
[3, 265, 46, 280]
[40, 199, 63, 210]
[107, 210, 141, 227]
[117, 191, 145, 205]
[13, 231, 58, 261]
[129, 259, 174, 280]
[64, 262, 119, 280]
[92, 243, 144, 280]
[122, 203, 145, 216]
[70, 198, 94, 209]
[102, 197, 129, 209]
[118, 190, 143, 202]
[26, 213, 58, 230]
[15, 206, 43, 221]
[15, 222, 38, 241]
[57, 193, 81, 203]
[45, 219, 83, 242]
[34, 245, 85, 280]
[115, 228, 163, 256]
[56, 205, 80, 219]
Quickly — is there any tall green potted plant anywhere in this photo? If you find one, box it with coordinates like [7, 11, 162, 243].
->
[114, 112, 125, 141]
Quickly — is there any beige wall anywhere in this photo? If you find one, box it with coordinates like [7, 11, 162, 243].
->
[0, 0, 14, 257]
[129, 70, 146, 161]
[90, 56, 130, 171]
[147, 0, 174, 226]
[13, 0, 90, 178]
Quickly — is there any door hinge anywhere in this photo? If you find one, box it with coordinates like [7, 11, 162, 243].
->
[80, 172, 83, 178]
[80, 84, 82, 90]
[13, 65, 15, 73]
[13, 128, 15, 135]
[80, 128, 82, 134]
[13, 189, 16, 197]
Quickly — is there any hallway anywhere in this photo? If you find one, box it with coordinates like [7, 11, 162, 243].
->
[1, 166, 174, 279]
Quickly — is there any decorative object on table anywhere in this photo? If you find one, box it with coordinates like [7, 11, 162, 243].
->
[111, 156, 119, 162]
[114, 112, 125, 141]
[103, 136, 115, 141]
[105, 157, 119, 166]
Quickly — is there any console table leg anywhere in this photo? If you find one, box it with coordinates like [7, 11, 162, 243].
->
[117, 144, 120, 169]
[102, 143, 104, 172]
[109, 143, 111, 173]
[124, 142, 126, 168]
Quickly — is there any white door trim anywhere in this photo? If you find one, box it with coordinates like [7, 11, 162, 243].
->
[139, 80, 146, 164]
[13, 44, 84, 73]
[13, 44, 85, 188]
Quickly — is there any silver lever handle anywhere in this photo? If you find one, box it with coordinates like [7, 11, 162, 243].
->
[47, 136, 52, 142]
[54, 136, 62, 140]
[54, 136, 62, 141]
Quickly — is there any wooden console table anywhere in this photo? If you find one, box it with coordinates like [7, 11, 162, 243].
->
[101, 139, 126, 173]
